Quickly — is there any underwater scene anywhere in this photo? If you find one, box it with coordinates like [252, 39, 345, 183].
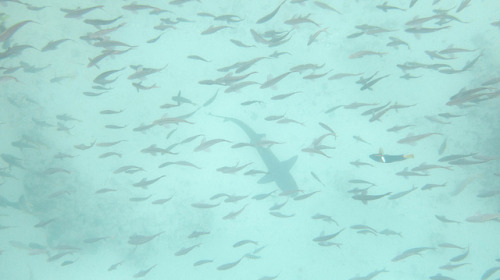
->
[1, 0, 500, 279]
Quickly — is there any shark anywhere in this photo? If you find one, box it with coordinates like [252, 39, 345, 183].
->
[213, 114, 298, 193]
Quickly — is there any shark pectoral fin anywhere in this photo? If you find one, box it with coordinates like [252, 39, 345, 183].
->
[258, 173, 274, 184]
[282, 155, 298, 170]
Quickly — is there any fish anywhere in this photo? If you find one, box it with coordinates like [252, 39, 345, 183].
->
[435, 215, 460, 224]
[412, 163, 452, 172]
[438, 153, 477, 162]
[217, 256, 244, 270]
[128, 64, 167, 80]
[47, 251, 74, 262]
[129, 195, 152, 202]
[84, 237, 110, 243]
[405, 26, 450, 34]
[108, 260, 124, 271]
[285, 14, 320, 27]
[450, 247, 469, 262]
[0, 20, 34, 43]
[201, 25, 232, 35]
[396, 168, 428, 179]
[230, 39, 255, 48]
[133, 264, 156, 278]
[61, 5, 104, 18]
[388, 186, 417, 200]
[312, 228, 344, 242]
[480, 266, 500, 280]
[466, 213, 500, 223]
[456, 0, 471, 13]
[188, 231, 210, 238]
[293, 191, 320, 200]
[34, 218, 56, 228]
[308, 27, 328, 46]
[429, 273, 455, 280]
[350, 160, 374, 168]
[397, 133, 442, 145]
[223, 204, 248, 219]
[151, 195, 175, 205]
[194, 138, 231, 152]
[128, 232, 164, 245]
[439, 263, 470, 271]
[41, 39, 71, 52]
[174, 244, 201, 256]
[95, 188, 117, 194]
[352, 192, 391, 204]
[314, 1, 341, 14]
[271, 91, 300, 100]
[439, 243, 466, 250]
[132, 176, 165, 188]
[377, 2, 405, 12]
[392, 247, 434, 262]
[213, 115, 298, 193]
[141, 144, 175, 156]
[260, 72, 294, 89]
[84, 16, 123, 28]
[233, 240, 258, 248]
[256, 0, 287, 24]
[191, 202, 220, 209]
[193, 259, 213, 266]
[422, 183, 447, 191]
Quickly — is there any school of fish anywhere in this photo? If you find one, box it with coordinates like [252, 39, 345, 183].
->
[0, 0, 499, 279]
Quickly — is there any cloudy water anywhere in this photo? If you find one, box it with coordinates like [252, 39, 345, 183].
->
[1, 0, 499, 279]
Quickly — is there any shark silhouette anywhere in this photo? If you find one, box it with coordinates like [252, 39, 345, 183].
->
[214, 114, 298, 193]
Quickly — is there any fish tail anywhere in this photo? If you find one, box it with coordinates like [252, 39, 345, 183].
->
[404, 154, 414, 159]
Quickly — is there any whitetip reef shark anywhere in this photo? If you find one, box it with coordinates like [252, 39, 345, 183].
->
[212, 114, 298, 193]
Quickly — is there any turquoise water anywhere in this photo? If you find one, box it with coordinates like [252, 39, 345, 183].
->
[1, 0, 500, 279]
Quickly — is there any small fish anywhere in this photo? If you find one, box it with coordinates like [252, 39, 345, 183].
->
[397, 133, 442, 145]
[312, 228, 345, 242]
[133, 264, 157, 278]
[256, 0, 287, 24]
[194, 259, 213, 266]
[217, 257, 244, 270]
[435, 215, 460, 224]
[352, 192, 391, 204]
[128, 232, 164, 245]
[84, 237, 110, 243]
[174, 244, 201, 256]
[392, 247, 434, 262]
[108, 260, 124, 271]
[34, 218, 56, 228]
